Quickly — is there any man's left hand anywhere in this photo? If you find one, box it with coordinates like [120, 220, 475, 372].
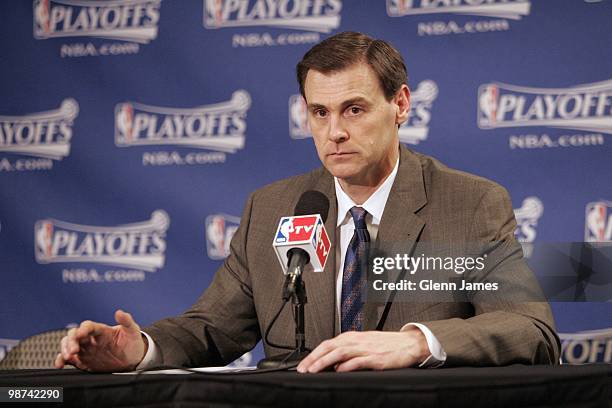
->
[296, 328, 430, 373]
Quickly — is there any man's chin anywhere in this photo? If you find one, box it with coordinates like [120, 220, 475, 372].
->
[324, 163, 358, 181]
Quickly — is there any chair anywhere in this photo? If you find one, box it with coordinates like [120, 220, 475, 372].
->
[0, 329, 70, 370]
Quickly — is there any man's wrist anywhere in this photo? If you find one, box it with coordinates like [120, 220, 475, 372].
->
[127, 334, 148, 371]
[402, 326, 431, 365]
[140, 334, 149, 361]
[401, 322, 447, 368]
[135, 331, 161, 370]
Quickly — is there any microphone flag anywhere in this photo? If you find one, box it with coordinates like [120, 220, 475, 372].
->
[273, 214, 331, 274]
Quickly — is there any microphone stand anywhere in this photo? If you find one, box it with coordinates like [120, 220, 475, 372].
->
[257, 265, 310, 369]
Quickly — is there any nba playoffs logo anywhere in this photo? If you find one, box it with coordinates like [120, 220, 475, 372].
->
[34, 0, 161, 43]
[560, 328, 612, 364]
[35, 210, 170, 271]
[478, 80, 612, 134]
[204, 0, 342, 32]
[386, 0, 531, 19]
[399, 80, 438, 145]
[206, 214, 240, 260]
[513, 196, 542, 258]
[0, 99, 78, 160]
[115, 90, 251, 153]
[290, 80, 438, 144]
[513, 196, 543, 243]
[585, 201, 612, 242]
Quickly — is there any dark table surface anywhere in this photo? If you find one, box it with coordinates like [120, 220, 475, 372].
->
[0, 364, 610, 408]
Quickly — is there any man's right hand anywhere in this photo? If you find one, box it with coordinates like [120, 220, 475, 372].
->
[54, 310, 147, 372]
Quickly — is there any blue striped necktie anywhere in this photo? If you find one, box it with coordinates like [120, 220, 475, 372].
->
[341, 206, 370, 332]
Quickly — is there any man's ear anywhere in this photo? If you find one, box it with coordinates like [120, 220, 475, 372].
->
[394, 84, 410, 126]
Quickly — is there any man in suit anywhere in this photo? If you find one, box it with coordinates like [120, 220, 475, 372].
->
[55, 32, 560, 373]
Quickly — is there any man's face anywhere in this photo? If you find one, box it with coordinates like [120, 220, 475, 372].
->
[303, 62, 409, 188]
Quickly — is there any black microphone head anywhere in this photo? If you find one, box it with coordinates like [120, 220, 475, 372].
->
[294, 190, 330, 223]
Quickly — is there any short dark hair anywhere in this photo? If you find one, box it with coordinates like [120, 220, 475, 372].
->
[296, 31, 408, 101]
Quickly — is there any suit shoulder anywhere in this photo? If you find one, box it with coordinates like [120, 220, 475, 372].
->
[415, 152, 511, 203]
[250, 167, 329, 200]
[410, 151, 516, 241]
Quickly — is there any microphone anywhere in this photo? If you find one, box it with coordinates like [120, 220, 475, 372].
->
[258, 191, 331, 369]
[273, 191, 331, 281]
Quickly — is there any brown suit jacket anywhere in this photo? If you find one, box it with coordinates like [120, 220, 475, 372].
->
[145, 146, 560, 367]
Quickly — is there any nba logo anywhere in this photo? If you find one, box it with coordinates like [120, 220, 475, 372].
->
[387, 0, 414, 16]
[34, 220, 54, 261]
[392, 0, 413, 13]
[288, 95, 310, 139]
[206, 214, 240, 260]
[477, 84, 499, 128]
[204, 0, 225, 28]
[34, 0, 51, 37]
[276, 218, 292, 243]
[115, 103, 134, 144]
[585, 201, 612, 242]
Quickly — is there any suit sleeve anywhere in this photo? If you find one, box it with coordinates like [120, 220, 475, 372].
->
[422, 185, 561, 366]
[142, 193, 261, 367]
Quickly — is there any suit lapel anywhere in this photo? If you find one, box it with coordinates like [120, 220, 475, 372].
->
[301, 171, 338, 346]
[303, 146, 430, 338]
[365, 146, 428, 330]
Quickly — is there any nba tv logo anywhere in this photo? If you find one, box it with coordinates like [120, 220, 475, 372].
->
[585, 201, 612, 242]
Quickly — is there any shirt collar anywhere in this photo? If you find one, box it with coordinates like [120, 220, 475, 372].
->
[334, 158, 400, 227]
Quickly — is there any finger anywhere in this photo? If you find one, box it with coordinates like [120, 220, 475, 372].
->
[335, 356, 379, 372]
[297, 339, 336, 373]
[56, 351, 82, 370]
[67, 353, 89, 372]
[307, 346, 361, 373]
[62, 328, 80, 358]
[75, 320, 105, 340]
[54, 353, 65, 369]
[61, 336, 72, 361]
[298, 332, 361, 373]
[115, 310, 140, 333]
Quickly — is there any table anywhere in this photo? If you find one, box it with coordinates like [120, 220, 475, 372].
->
[0, 364, 610, 407]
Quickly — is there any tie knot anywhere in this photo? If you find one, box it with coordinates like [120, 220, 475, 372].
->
[349, 206, 368, 230]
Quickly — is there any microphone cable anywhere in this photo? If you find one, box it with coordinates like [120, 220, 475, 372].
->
[263, 298, 297, 351]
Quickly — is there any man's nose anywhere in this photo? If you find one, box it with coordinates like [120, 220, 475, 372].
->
[328, 115, 348, 143]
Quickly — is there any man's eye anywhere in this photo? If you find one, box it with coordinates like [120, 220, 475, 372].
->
[347, 106, 362, 115]
[314, 109, 327, 118]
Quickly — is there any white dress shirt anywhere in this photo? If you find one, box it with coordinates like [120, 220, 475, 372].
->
[334, 158, 446, 368]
